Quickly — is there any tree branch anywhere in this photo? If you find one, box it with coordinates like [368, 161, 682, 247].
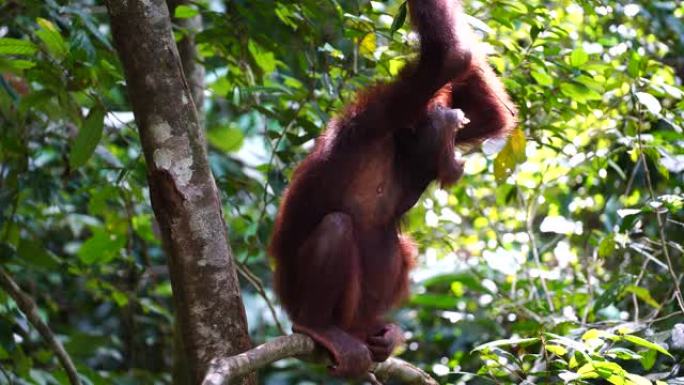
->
[202, 333, 439, 385]
[0, 268, 81, 385]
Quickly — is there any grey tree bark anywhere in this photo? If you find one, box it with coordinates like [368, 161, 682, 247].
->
[203, 334, 440, 385]
[104, 1, 254, 384]
[165, 2, 206, 384]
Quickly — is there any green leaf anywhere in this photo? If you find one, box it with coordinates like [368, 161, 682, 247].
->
[622, 335, 673, 358]
[208, 126, 244, 153]
[626, 374, 652, 385]
[409, 294, 458, 309]
[77, 230, 125, 265]
[619, 210, 641, 233]
[153, 282, 173, 297]
[503, 0, 528, 14]
[545, 344, 567, 356]
[531, 69, 553, 86]
[582, 329, 613, 340]
[594, 275, 634, 311]
[388, 58, 406, 76]
[643, 147, 669, 179]
[390, 1, 408, 35]
[624, 285, 660, 308]
[570, 48, 589, 67]
[2, 59, 37, 70]
[421, 273, 488, 292]
[590, 361, 628, 384]
[627, 51, 643, 77]
[450, 281, 465, 297]
[560, 81, 602, 103]
[635, 92, 662, 115]
[494, 148, 515, 182]
[473, 337, 539, 352]
[35, 18, 68, 59]
[0, 38, 39, 56]
[640, 349, 657, 370]
[605, 347, 642, 361]
[17, 238, 61, 269]
[494, 128, 525, 182]
[274, 3, 300, 30]
[319, 42, 344, 60]
[111, 291, 129, 307]
[359, 33, 376, 58]
[598, 234, 616, 258]
[509, 128, 526, 162]
[248, 40, 277, 74]
[576, 74, 604, 92]
[174, 4, 199, 19]
[70, 106, 105, 168]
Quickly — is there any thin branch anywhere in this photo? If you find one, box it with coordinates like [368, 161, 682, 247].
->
[632, 257, 651, 323]
[167, 0, 205, 111]
[581, 246, 596, 324]
[643, 275, 683, 324]
[247, 97, 311, 264]
[0, 268, 81, 385]
[0, 362, 14, 385]
[538, 233, 564, 256]
[648, 310, 684, 325]
[624, 156, 642, 197]
[438, 237, 544, 323]
[202, 334, 439, 385]
[632, 88, 684, 313]
[235, 263, 286, 335]
[525, 190, 555, 312]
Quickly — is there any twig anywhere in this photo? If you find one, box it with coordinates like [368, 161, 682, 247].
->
[234, 263, 286, 335]
[525, 190, 555, 312]
[644, 278, 682, 324]
[632, 257, 651, 323]
[647, 310, 684, 325]
[581, 246, 596, 324]
[0, 268, 82, 385]
[202, 333, 439, 385]
[0, 363, 13, 385]
[247, 97, 311, 264]
[632, 88, 684, 314]
[538, 233, 564, 256]
[439, 238, 544, 323]
[624, 156, 642, 197]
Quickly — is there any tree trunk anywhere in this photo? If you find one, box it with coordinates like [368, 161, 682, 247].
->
[165, 2, 206, 384]
[104, 1, 255, 384]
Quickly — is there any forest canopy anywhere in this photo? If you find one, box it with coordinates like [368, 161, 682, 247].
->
[0, 0, 683, 384]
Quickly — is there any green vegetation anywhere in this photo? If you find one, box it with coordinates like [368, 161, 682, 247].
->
[0, 0, 683, 384]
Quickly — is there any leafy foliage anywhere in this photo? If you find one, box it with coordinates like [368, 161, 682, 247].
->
[0, 0, 683, 384]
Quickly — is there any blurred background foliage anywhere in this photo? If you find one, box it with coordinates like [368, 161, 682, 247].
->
[0, 0, 683, 384]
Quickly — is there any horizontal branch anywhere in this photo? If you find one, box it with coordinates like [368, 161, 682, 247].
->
[202, 333, 438, 385]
